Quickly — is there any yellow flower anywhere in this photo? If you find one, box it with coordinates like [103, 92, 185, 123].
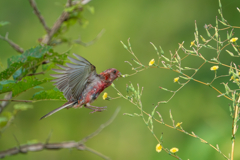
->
[102, 92, 108, 100]
[175, 122, 182, 127]
[235, 78, 239, 82]
[190, 40, 195, 47]
[170, 147, 179, 153]
[230, 76, 234, 81]
[156, 144, 162, 153]
[149, 59, 155, 66]
[210, 65, 219, 71]
[174, 77, 179, 83]
[230, 37, 238, 43]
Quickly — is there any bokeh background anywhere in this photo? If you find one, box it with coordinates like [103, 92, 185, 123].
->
[1, 0, 240, 159]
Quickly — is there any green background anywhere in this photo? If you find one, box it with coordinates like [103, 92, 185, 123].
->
[1, 0, 240, 159]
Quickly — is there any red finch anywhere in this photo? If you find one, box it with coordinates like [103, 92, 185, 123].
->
[40, 53, 121, 119]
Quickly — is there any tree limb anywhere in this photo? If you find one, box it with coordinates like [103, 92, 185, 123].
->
[29, 0, 51, 34]
[0, 107, 120, 159]
[0, 33, 24, 53]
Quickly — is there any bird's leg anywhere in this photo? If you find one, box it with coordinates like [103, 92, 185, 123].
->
[84, 103, 107, 113]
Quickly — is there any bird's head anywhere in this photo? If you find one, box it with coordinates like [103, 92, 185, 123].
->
[100, 68, 121, 82]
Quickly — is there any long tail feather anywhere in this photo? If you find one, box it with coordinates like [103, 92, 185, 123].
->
[40, 102, 74, 120]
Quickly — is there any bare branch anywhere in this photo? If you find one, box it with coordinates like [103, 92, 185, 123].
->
[29, 0, 50, 33]
[85, 146, 110, 160]
[0, 33, 24, 53]
[27, 71, 45, 77]
[80, 107, 120, 143]
[41, 12, 70, 44]
[75, 29, 105, 47]
[0, 107, 120, 159]
[67, 0, 72, 6]
[0, 99, 32, 103]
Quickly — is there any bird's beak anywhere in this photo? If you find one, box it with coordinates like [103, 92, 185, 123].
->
[118, 72, 122, 77]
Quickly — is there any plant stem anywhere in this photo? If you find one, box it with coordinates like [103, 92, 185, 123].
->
[231, 96, 240, 160]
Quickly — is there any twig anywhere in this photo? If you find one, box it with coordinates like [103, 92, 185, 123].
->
[0, 99, 32, 103]
[85, 146, 110, 160]
[27, 71, 45, 76]
[0, 107, 120, 159]
[0, 33, 24, 53]
[75, 29, 105, 47]
[29, 0, 51, 34]
[67, 0, 72, 6]
[80, 106, 120, 143]
[231, 96, 240, 160]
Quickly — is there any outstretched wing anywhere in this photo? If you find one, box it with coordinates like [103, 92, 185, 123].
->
[51, 54, 97, 100]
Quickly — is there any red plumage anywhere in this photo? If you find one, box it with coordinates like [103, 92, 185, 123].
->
[40, 54, 121, 119]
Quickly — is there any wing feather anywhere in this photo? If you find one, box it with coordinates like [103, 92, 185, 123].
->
[51, 54, 96, 101]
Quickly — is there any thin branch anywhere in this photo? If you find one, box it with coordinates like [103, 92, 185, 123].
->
[231, 96, 240, 160]
[29, 0, 51, 33]
[0, 33, 24, 53]
[75, 29, 105, 47]
[80, 106, 120, 143]
[85, 146, 110, 160]
[0, 99, 32, 103]
[0, 107, 120, 159]
[0, 142, 85, 158]
[27, 71, 45, 77]
[67, 0, 72, 6]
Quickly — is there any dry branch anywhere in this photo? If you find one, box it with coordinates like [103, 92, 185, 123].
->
[29, 0, 50, 33]
[0, 107, 120, 159]
[0, 33, 24, 53]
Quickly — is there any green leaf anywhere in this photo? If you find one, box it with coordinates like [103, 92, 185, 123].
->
[0, 21, 10, 27]
[32, 88, 66, 101]
[0, 80, 16, 93]
[0, 77, 50, 97]
[0, 45, 69, 81]
[14, 104, 33, 111]
[33, 86, 44, 89]
[0, 45, 52, 81]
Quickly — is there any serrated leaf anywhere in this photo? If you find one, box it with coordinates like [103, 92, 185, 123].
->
[12, 77, 50, 97]
[42, 63, 54, 71]
[0, 45, 69, 81]
[32, 88, 66, 101]
[0, 80, 16, 93]
[0, 77, 50, 97]
[0, 45, 52, 81]
[14, 104, 33, 111]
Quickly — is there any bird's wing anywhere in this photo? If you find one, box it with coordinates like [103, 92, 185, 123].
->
[50, 54, 97, 100]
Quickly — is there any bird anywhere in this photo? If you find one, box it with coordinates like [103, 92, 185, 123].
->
[40, 53, 121, 119]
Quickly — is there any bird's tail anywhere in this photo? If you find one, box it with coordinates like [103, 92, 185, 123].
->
[40, 101, 75, 120]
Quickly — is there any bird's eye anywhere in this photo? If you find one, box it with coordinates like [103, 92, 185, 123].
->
[113, 70, 117, 74]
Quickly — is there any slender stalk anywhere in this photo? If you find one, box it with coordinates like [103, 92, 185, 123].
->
[231, 96, 240, 160]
